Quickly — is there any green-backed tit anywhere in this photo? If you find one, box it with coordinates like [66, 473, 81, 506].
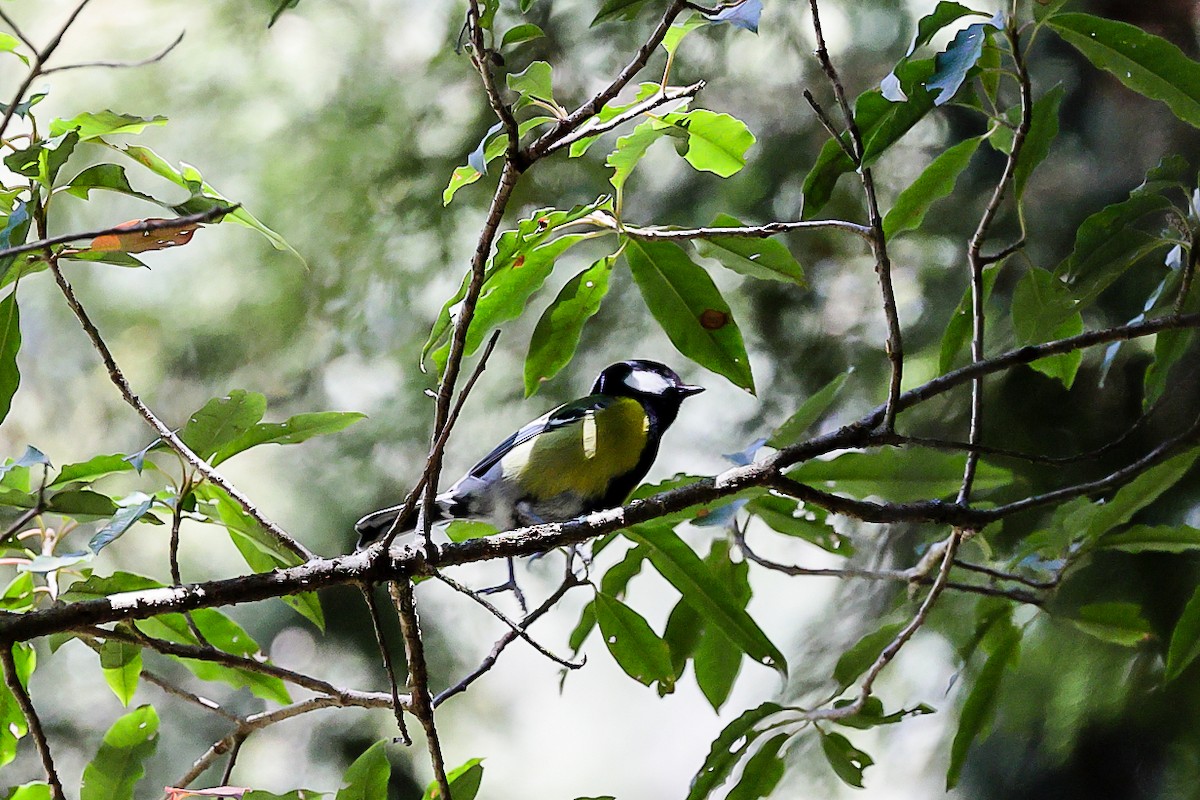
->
[355, 359, 703, 547]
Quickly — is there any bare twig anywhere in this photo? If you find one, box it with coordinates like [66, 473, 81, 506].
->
[359, 583, 412, 744]
[0, 0, 93, 142]
[602, 214, 872, 242]
[46, 256, 313, 562]
[958, 24, 1032, 504]
[464, 1, 521, 158]
[391, 580, 453, 800]
[0, 642, 65, 800]
[0, 205, 237, 262]
[807, 0, 904, 431]
[219, 732, 248, 786]
[41, 30, 184, 75]
[140, 668, 240, 722]
[433, 569, 584, 669]
[543, 81, 706, 157]
[0, 8, 37, 52]
[953, 559, 1057, 590]
[434, 568, 584, 706]
[802, 89, 856, 162]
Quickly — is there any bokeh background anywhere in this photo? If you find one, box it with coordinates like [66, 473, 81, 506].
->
[2, 0, 1200, 797]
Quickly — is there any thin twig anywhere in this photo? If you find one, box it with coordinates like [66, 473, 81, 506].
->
[0, 8, 37, 52]
[0, 0, 93, 142]
[140, 668, 240, 722]
[952, 559, 1057, 590]
[603, 214, 872, 242]
[219, 733, 247, 786]
[391, 580, 453, 800]
[359, 583, 412, 744]
[434, 568, 584, 706]
[802, 89, 856, 162]
[41, 30, 184, 75]
[0, 205, 237, 262]
[464, 1, 522, 158]
[47, 256, 313, 562]
[433, 569, 584, 669]
[543, 81, 706, 157]
[0, 641, 65, 800]
[807, 0, 904, 431]
[958, 24, 1032, 504]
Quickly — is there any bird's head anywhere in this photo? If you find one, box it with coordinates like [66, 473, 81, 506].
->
[592, 360, 704, 426]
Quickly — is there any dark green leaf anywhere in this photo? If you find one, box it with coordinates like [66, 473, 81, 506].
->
[625, 238, 754, 393]
[48, 454, 135, 489]
[832, 696, 936, 729]
[946, 625, 1020, 789]
[746, 494, 852, 556]
[1047, 13, 1200, 129]
[179, 390, 268, 460]
[599, 544, 647, 598]
[686, 701, 784, 800]
[694, 214, 805, 285]
[1081, 448, 1200, 545]
[593, 0, 651, 25]
[423, 758, 484, 800]
[568, 600, 596, 653]
[594, 590, 675, 691]
[1166, 584, 1200, 681]
[79, 705, 159, 800]
[625, 524, 786, 675]
[211, 411, 366, 465]
[1011, 267, 1083, 388]
[0, 292, 19, 425]
[833, 622, 905, 690]
[62, 164, 159, 204]
[3, 131, 79, 185]
[883, 137, 981, 238]
[819, 730, 874, 789]
[1101, 524, 1200, 554]
[337, 740, 390, 800]
[939, 265, 999, 374]
[88, 494, 154, 553]
[99, 640, 142, 706]
[45, 489, 119, 518]
[0, 643, 34, 767]
[768, 369, 852, 447]
[524, 256, 614, 395]
[0, 200, 31, 285]
[694, 541, 749, 710]
[1070, 602, 1151, 647]
[1144, 326, 1194, 409]
[927, 17, 1002, 105]
[787, 448, 1011, 502]
[803, 58, 936, 218]
[664, 596, 705, 679]
[725, 733, 787, 800]
[1012, 85, 1064, 200]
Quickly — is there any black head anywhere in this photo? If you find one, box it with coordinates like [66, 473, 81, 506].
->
[592, 360, 704, 428]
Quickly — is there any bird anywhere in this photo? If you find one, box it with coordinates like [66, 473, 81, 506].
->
[355, 359, 704, 548]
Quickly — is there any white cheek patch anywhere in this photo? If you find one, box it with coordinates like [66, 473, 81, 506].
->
[623, 369, 672, 394]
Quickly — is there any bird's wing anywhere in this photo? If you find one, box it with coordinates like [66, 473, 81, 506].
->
[466, 395, 609, 479]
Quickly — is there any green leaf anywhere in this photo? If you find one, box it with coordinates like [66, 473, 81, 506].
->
[662, 110, 756, 177]
[693, 541, 749, 710]
[803, 58, 936, 218]
[832, 696, 936, 729]
[1082, 448, 1200, 545]
[524, 255, 614, 395]
[819, 730, 874, 789]
[592, 0, 651, 25]
[725, 734, 787, 800]
[927, 17, 1002, 105]
[787, 448, 1011, 502]
[939, 265, 999, 374]
[211, 410, 366, 465]
[4, 784, 51, 800]
[507, 61, 555, 110]
[48, 454, 135, 489]
[423, 758, 484, 800]
[625, 524, 786, 675]
[0, 573, 34, 613]
[662, 14, 712, 56]
[50, 111, 167, 141]
[179, 390, 268, 460]
[0, 643, 34, 768]
[608, 118, 669, 191]
[833, 622, 905, 690]
[1012, 85, 1064, 200]
[694, 214, 806, 285]
[625, 238, 754, 393]
[0, 292, 19, 425]
[45, 488, 119, 518]
[61, 163, 159, 204]
[1047, 13, 1200, 129]
[1166, 584, 1200, 681]
[445, 520, 499, 542]
[501, 23, 545, 47]
[88, 493, 154, 554]
[3, 131, 79, 186]
[946, 625, 1020, 789]
[1101, 523, 1200, 554]
[883, 137, 980, 238]
[568, 600, 596, 653]
[1011, 268, 1084, 387]
[0, 200, 31, 287]
[1145, 327, 1195, 409]
[593, 590, 675, 691]
[99, 640, 142, 706]
[664, 597, 705, 679]
[745, 494, 852, 556]
[905, 2, 991, 55]
[768, 369, 851, 447]
[336, 740, 390, 800]
[443, 165, 483, 205]
[686, 701, 784, 800]
[80, 705, 159, 800]
[195, 485, 324, 629]
[1070, 602, 1151, 647]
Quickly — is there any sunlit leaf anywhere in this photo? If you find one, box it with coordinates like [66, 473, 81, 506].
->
[80, 705, 159, 800]
[211, 411, 366, 465]
[694, 214, 805, 285]
[423, 758, 484, 800]
[48, 453, 136, 490]
[50, 111, 167, 141]
[99, 639, 142, 706]
[62, 164, 159, 204]
[336, 741, 390, 800]
[507, 61, 555, 111]
[501, 23, 545, 47]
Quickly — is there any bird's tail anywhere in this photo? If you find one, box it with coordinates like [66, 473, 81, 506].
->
[353, 502, 442, 550]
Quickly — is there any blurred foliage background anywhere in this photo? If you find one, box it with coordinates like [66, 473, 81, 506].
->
[3, 0, 1200, 797]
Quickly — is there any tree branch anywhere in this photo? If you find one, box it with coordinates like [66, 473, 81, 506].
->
[0, 642, 65, 800]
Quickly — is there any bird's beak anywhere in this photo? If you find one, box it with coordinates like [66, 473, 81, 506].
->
[676, 384, 705, 397]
